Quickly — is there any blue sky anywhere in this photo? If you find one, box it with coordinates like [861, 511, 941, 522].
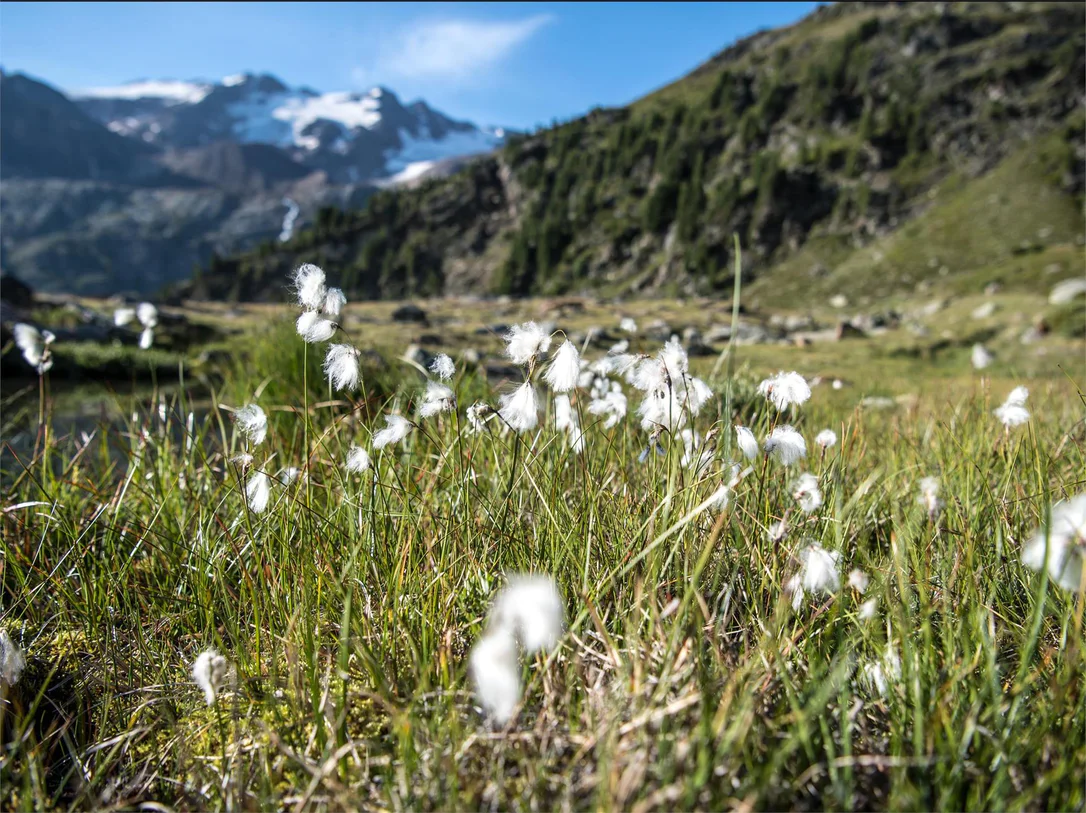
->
[1, 2, 821, 130]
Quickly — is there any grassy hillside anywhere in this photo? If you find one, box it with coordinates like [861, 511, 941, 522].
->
[175, 1, 1085, 304]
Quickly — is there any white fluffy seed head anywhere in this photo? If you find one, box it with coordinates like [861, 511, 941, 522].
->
[971, 344, 993, 370]
[498, 382, 539, 433]
[543, 340, 581, 393]
[588, 390, 627, 429]
[765, 426, 807, 466]
[792, 472, 823, 513]
[786, 543, 841, 609]
[848, 569, 870, 593]
[468, 627, 521, 725]
[995, 386, 1030, 428]
[322, 287, 346, 317]
[292, 263, 327, 310]
[918, 476, 943, 519]
[114, 307, 136, 327]
[323, 344, 362, 392]
[418, 380, 456, 419]
[815, 429, 838, 449]
[489, 574, 565, 654]
[300, 316, 337, 344]
[372, 414, 412, 449]
[234, 404, 268, 446]
[346, 446, 371, 473]
[0, 629, 26, 688]
[619, 317, 638, 333]
[278, 467, 301, 485]
[735, 426, 759, 460]
[136, 302, 158, 328]
[1021, 492, 1086, 593]
[466, 402, 494, 434]
[429, 353, 456, 381]
[553, 394, 576, 432]
[758, 371, 811, 411]
[139, 327, 154, 350]
[192, 649, 229, 706]
[245, 471, 271, 513]
[504, 322, 551, 366]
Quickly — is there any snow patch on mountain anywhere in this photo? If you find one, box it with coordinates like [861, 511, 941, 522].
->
[385, 127, 501, 173]
[78, 80, 212, 104]
[227, 90, 385, 150]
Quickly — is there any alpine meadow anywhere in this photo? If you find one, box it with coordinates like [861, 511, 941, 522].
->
[2, 1, 1086, 812]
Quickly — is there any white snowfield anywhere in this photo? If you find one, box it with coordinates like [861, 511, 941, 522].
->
[72, 75, 508, 181]
[77, 79, 213, 104]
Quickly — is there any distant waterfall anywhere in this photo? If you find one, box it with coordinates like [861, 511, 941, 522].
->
[279, 197, 300, 242]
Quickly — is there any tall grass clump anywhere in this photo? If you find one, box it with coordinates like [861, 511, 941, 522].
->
[1, 253, 1084, 811]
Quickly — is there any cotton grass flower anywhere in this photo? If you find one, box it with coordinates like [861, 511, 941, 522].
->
[620, 317, 638, 333]
[971, 343, 993, 370]
[848, 569, 870, 593]
[767, 519, 789, 543]
[469, 626, 521, 725]
[292, 263, 327, 310]
[13, 323, 54, 372]
[765, 426, 806, 466]
[785, 542, 841, 610]
[192, 649, 229, 706]
[138, 327, 154, 350]
[860, 647, 902, 699]
[735, 425, 759, 460]
[346, 446, 371, 473]
[297, 313, 337, 343]
[372, 415, 412, 449]
[815, 429, 837, 450]
[278, 467, 301, 486]
[324, 344, 362, 391]
[230, 452, 254, 469]
[858, 597, 879, 621]
[429, 353, 455, 381]
[490, 574, 565, 654]
[466, 402, 494, 434]
[504, 322, 551, 366]
[757, 371, 811, 411]
[418, 380, 456, 419]
[792, 473, 823, 513]
[994, 386, 1030, 428]
[114, 307, 136, 327]
[1021, 492, 1086, 593]
[136, 302, 158, 328]
[543, 340, 581, 392]
[0, 629, 26, 688]
[498, 382, 539, 433]
[918, 476, 943, 521]
[245, 471, 271, 513]
[322, 287, 346, 317]
[587, 390, 627, 429]
[234, 404, 268, 446]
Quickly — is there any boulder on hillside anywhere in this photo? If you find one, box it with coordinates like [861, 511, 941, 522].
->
[392, 304, 429, 324]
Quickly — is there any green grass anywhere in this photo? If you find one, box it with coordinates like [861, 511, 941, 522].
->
[2, 283, 1085, 811]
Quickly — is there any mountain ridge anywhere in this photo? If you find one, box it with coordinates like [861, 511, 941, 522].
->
[178, 1, 1085, 305]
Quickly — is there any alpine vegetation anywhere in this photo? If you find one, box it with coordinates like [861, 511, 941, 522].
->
[4, 254, 1084, 812]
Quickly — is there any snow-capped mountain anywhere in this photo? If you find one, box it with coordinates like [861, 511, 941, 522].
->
[74, 73, 507, 184]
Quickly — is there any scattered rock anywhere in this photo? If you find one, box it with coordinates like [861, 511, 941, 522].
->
[0, 273, 35, 309]
[835, 321, 867, 340]
[392, 304, 429, 324]
[971, 302, 998, 319]
[402, 344, 435, 369]
[416, 333, 444, 346]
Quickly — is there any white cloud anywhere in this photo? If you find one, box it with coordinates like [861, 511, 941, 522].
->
[362, 15, 554, 83]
